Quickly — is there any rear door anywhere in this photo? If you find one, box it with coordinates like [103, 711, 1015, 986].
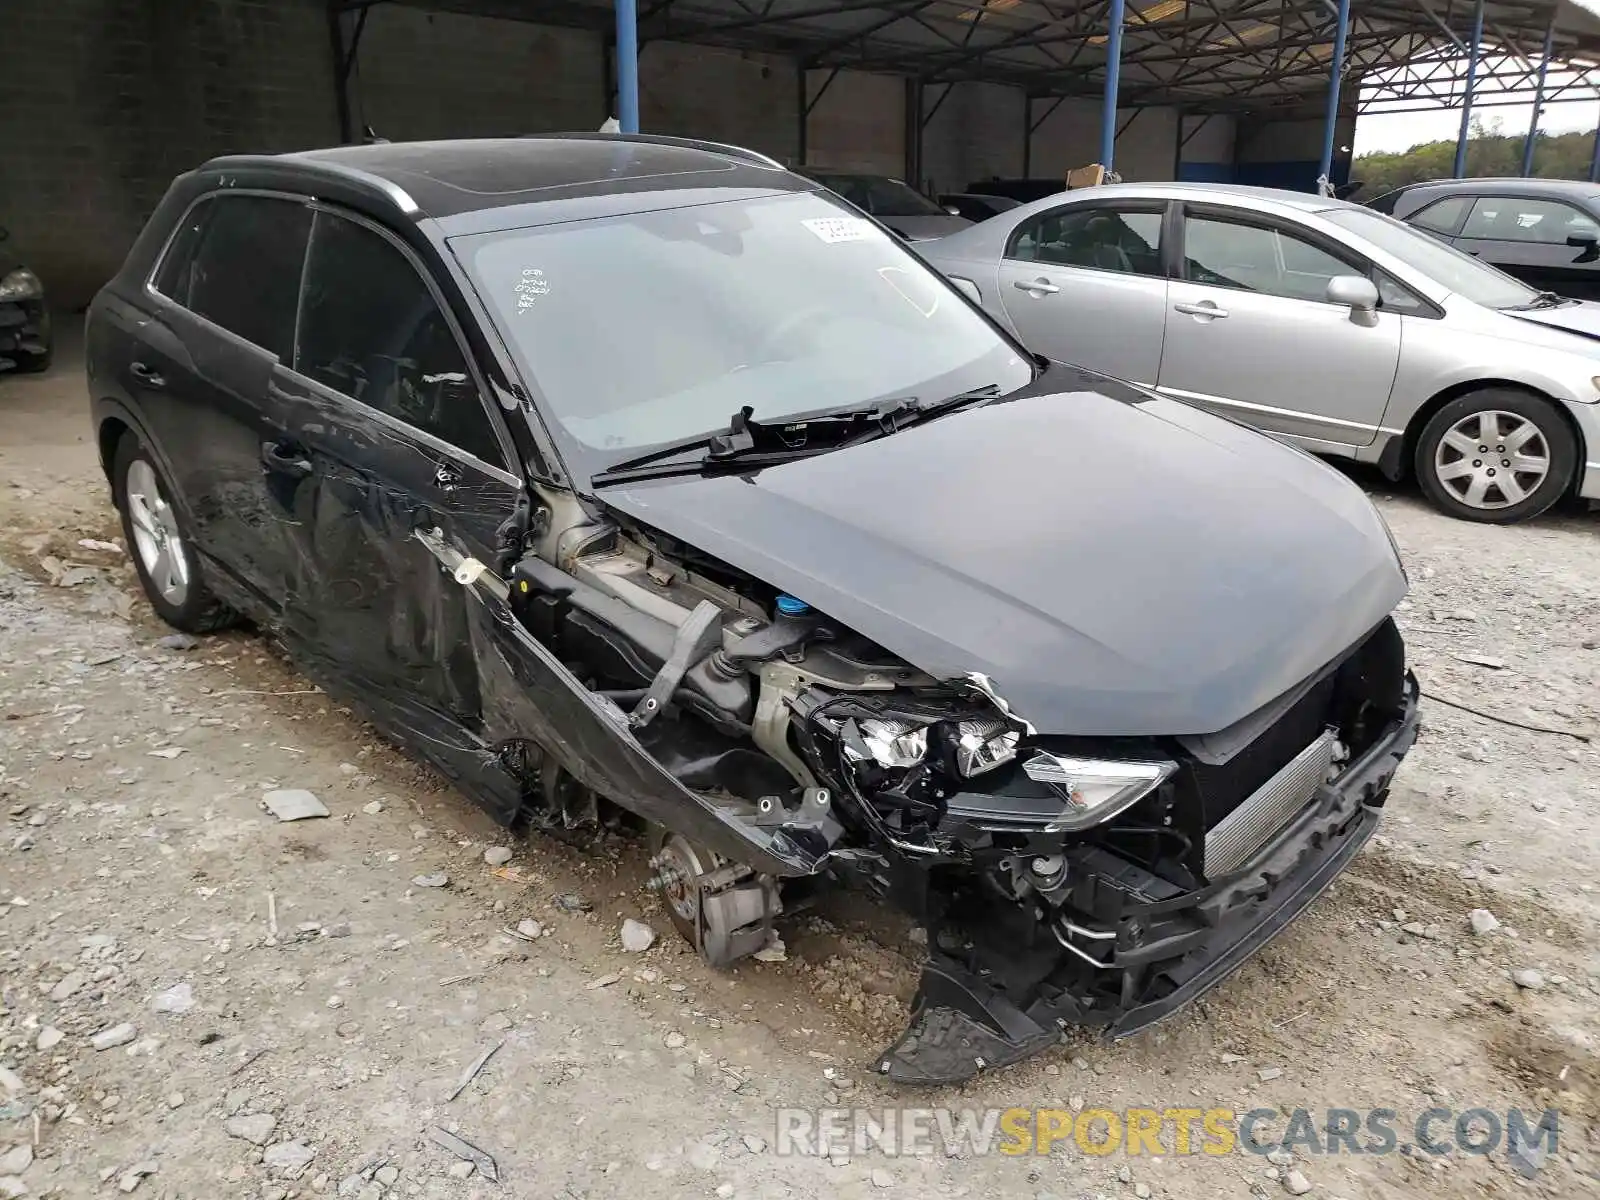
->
[1451, 194, 1600, 297]
[1402, 193, 1472, 244]
[126, 192, 313, 616]
[996, 202, 1169, 385]
[1157, 205, 1400, 448]
[273, 205, 525, 802]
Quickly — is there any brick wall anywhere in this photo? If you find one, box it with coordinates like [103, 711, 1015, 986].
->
[1, 0, 338, 309]
[640, 42, 799, 164]
[920, 82, 1027, 195]
[352, 6, 605, 140]
[805, 69, 904, 176]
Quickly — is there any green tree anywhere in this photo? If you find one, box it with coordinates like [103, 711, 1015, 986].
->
[1352, 115, 1597, 199]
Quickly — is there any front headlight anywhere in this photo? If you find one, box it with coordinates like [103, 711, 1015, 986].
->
[1022, 752, 1176, 832]
[0, 268, 42, 302]
[955, 716, 1020, 776]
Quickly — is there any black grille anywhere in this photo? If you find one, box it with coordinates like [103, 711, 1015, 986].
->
[1188, 674, 1337, 830]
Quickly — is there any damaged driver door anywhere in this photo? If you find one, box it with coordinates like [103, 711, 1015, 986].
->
[271, 206, 529, 818]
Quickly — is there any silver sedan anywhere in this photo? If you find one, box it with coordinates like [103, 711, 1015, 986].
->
[921, 182, 1600, 523]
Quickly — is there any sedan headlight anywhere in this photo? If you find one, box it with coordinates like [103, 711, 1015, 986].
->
[0, 268, 42, 302]
[954, 716, 1020, 776]
[1022, 752, 1176, 832]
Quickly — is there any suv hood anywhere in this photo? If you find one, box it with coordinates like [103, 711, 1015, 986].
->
[602, 368, 1407, 737]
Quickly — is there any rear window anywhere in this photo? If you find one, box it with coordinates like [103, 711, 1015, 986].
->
[153, 194, 312, 361]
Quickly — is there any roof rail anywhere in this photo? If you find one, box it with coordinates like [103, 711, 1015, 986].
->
[523, 131, 786, 171]
[200, 153, 420, 215]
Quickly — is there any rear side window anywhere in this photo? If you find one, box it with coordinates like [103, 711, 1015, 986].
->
[1007, 206, 1164, 277]
[154, 195, 311, 361]
[1460, 195, 1600, 244]
[294, 212, 501, 466]
[1410, 195, 1470, 235]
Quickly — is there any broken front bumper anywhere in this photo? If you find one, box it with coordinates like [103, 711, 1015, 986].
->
[878, 672, 1420, 1085]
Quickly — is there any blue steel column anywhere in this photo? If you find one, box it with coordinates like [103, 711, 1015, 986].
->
[1100, 0, 1128, 171]
[1453, 0, 1485, 177]
[616, 0, 640, 133]
[1523, 18, 1556, 175]
[1590, 118, 1600, 182]
[1317, 0, 1352, 187]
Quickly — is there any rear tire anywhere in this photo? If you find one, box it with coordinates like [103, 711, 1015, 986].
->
[1413, 389, 1575, 523]
[111, 432, 237, 633]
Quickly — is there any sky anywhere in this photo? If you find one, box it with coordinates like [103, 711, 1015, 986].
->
[1351, 0, 1600, 157]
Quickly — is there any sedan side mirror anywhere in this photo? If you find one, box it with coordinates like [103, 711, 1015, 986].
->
[1326, 275, 1380, 327]
[944, 205, 962, 217]
[1567, 233, 1600, 263]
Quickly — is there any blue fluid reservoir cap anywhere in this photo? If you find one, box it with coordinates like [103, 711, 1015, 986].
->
[775, 593, 811, 617]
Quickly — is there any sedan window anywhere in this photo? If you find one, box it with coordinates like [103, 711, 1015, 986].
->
[295, 212, 502, 466]
[1183, 215, 1355, 302]
[1409, 195, 1470, 236]
[1007, 207, 1163, 277]
[1460, 196, 1600, 244]
[155, 195, 311, 362]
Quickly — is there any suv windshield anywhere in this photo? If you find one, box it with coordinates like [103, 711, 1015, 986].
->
[812, 174, 948, 217]
[1322, 206, 1540, 309]
[458, 191, 1031, 473]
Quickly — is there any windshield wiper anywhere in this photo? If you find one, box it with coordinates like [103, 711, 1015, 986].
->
[1515, 290, 1571, 310]
[590, 387, 1004, 489]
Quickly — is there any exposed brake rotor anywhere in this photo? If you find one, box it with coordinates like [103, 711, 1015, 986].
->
[647, 828, 780, 968]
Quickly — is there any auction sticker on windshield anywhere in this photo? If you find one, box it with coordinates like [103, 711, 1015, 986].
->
[802, 216, 878, 244]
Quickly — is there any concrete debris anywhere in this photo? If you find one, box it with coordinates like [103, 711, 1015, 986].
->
[118, 1161, 158, 1192]
[428, 1127, 500, 1183]
[871, 1167, 894, 1188]
[1257, 1067, 1283, 1082]
[753, 936, 788, 963]
[1282, 1168, 1312, 1195]
[515, 919, 543, 939]
[0, 1146, 31, 1176]
[620, 918, 656, 952]
[147, 746, 185, 759]
[446, 1161, 475, 1179]
[374, 1166, 399, 1186]
[78, 538, 123, 554]
[156, 632, 198, 650]
[224, 1112, 278, 1145]
[665, 1032, 687, 1049]
[483, 846, 513, 866]
[586, 972, 622, 990]
[447, 1039, 505, 1102]
[36, 1026, 63, 1051]
[263, 1140, 316, 1176]
[1468, 908, 1500, 935]
[263, 789, 330, 821]
[412, 873, 449, 888]
[1511, 968, 1545, 990]
[49, 971, 87, 1001]
[361, 801, 383, 815]
[91, 1022, 138, 1051]
[151, 981, 196, 1015]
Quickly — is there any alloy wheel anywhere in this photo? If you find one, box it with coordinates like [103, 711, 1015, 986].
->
[124, 459, 191, 607]
[1433, 409, 1550, 511]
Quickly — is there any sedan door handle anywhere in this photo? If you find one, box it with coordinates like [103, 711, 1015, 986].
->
[260, 439, 313, 480]
[129, 361, 165, 388]
[1013, 278, 1060, 295]
[1174, 301, 1229, 319]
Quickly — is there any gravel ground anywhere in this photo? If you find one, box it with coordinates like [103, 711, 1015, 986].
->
[1, 334, 1597, 1199]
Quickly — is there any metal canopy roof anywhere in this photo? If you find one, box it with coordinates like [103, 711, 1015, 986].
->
[370, 1, 1600, 119]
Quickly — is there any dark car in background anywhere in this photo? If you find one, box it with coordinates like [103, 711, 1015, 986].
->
[801, 169, 970, 240]
[87, 135, 1416, 1086]
[0, 226, 51, 374]
[937, 192, 1022, 223]
[1372, 178, 1600, 300]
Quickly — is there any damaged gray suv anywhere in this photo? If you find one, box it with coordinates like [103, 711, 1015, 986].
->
[87, 136, 1419, 1085]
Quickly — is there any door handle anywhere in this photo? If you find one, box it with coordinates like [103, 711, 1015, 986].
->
[1013, 278, 1060, 295]
[1174, 301, 1229, 319]
[434, 464, 462, 493]
[260, 440, 313, 480]
[129, 361, 165, 388]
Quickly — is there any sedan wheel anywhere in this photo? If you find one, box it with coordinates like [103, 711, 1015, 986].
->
[1415, 390, 1575, 524]
[1433, 409, 1549, 511]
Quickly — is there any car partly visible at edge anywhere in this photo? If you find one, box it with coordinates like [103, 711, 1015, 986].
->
[0, 225, 51, 375]
[800, 169, 972, 240]
[1371, 177, 1600, 301]
[86, 136, 1416, 1085]
[922, 180, 1600, 523]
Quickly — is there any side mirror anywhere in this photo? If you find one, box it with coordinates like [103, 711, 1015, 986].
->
[944, 205, 963, 217]
[1568, 232, 1600, 263]
[1326, 275, 1380, 326]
